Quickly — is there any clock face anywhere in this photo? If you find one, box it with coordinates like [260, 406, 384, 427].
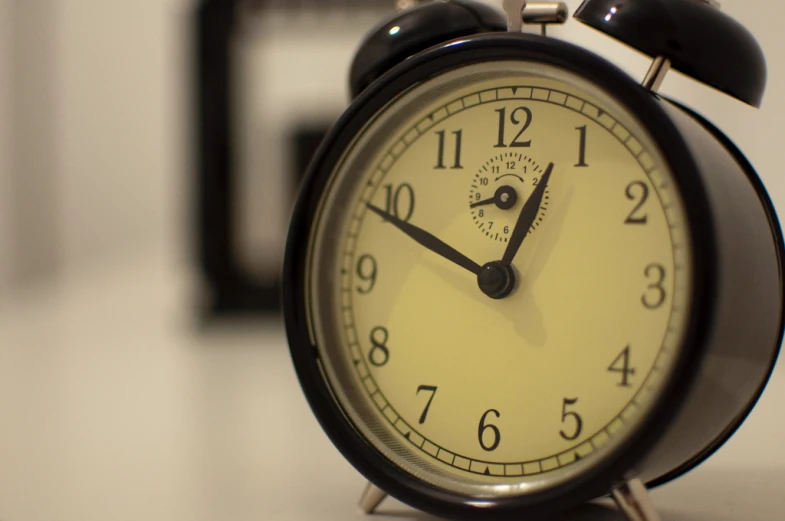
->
[305, 60, 693, 497]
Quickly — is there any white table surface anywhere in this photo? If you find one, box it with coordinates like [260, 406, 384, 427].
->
[1, 253, 783, 521]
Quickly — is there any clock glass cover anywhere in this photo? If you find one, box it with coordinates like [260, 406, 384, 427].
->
[305, 60, 693, 497]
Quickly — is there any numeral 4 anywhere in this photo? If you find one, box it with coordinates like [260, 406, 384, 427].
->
[608, 345, 636, 387]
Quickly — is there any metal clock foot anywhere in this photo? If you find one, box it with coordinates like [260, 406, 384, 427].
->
[612, 478, 661, 521]
[359, 482, 388, 514]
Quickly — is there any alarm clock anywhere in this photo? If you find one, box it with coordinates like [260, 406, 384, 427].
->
[282, 1, 785, 519]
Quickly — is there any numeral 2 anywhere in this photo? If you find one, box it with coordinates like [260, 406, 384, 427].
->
[495, 107, 533, 148]
[625, 181, 649, 224]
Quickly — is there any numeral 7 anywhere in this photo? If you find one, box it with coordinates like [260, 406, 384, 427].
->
[416, 385, 438, 424]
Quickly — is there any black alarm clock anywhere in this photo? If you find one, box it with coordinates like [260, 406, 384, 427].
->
[283, 1, 785, 519]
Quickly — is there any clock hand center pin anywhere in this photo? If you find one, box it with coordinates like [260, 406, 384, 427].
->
[470, 185, 518, 210]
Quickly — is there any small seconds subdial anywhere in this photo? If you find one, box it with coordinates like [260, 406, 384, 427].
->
[469, 153, 549, 243]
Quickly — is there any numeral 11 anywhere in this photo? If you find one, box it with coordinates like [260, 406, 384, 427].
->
[435, 130, 463, 170]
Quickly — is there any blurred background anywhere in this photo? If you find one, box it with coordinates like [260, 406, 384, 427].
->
[0, 1, 782, 520]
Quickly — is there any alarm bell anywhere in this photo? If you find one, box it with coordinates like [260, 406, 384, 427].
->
[574, 0, 767, 106]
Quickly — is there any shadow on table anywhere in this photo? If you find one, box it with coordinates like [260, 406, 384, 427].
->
[374, 467, 785, 521]
[375, 502, 623, 521]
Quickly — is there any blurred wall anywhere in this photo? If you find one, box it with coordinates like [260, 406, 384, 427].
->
[0, 0, 10, 291]
[6, 1, 61, 290]
[55, 0, 189, 275]
[0, 0, 782, 292]
[0, 0, 190, 294]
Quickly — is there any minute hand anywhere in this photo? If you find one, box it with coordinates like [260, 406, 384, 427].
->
[501, 162, 554, 266]
[367, 204, 482, 276]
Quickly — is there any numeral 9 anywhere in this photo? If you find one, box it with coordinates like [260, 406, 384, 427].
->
[356, 254, 378, 294]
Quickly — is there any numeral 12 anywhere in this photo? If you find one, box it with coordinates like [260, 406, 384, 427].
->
[495, 107, 533, 148]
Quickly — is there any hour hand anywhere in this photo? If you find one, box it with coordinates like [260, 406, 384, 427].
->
[502, 162, 554, 266]
[366, 204, 481, 276]
[470, 197, 496, 209]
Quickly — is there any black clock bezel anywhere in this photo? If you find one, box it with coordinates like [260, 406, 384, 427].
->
[283, 33, 716, 520]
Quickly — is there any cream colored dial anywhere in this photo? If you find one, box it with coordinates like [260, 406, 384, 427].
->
[309, 61, 692, 495]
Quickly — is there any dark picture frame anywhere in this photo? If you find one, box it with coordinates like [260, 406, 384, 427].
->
[193, 0, 392, 317]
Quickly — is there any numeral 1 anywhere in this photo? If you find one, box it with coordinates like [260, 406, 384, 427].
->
[575, 125, 589, 167]
[435, 130, 463, 169]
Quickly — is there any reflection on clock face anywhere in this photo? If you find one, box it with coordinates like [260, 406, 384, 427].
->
[308, 61, 693, 496]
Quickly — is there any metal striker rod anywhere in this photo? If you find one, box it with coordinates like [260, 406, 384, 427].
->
[642, 56, 672, 93]
[505, 1, 569, 34]
[503, 0, 527, 32]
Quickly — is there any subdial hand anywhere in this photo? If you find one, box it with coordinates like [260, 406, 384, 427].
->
[470, 185, 518, 210]
[501, 162, 554, 266]
[367, 204, 482, 275]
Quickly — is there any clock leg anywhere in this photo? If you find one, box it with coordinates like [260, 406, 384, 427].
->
[611, 478, 661, 521]
[359, 481, 388, 514]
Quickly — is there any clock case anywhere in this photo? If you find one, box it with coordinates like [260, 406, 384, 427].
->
[283, 2, 784, 520]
